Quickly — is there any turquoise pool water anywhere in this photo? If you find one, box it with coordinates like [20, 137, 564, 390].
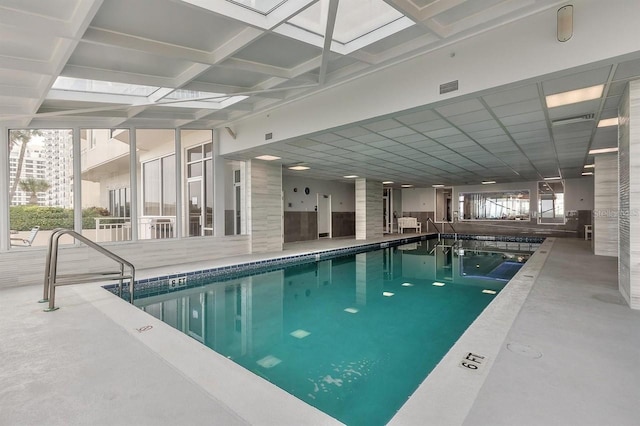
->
[135, 239, 536, 425]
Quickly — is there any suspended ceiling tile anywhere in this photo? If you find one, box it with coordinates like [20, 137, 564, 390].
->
[482, 84, 539, 107]
[542, 66, 612, 95]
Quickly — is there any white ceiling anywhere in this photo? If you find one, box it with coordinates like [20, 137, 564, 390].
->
[1, 0, 638, 187]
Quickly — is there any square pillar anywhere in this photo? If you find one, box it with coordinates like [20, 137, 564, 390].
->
[355, 179, 383, 240]
[593, 154, 618, 257]
[619, 80, 640, 309]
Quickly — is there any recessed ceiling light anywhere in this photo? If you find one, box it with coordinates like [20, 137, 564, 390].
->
[481, 181, 496, 184]
[545, 84, 604, 108]
[383, 181, 394, 184]
[589, 147, 618, 154]
[482, 289, 497, 295]
[255, 155, 281, 161]
[401, 282, 414, 287]
[544, 176, 562, 180]
[289, 165, 310, 171]
[432, 184, 445, 188]
[584, 164, 595, 168]
[582, 172, 593, 176]
[597, 117, 619, 127]
[401, 184, 413, 188]
[343, 175, 358, 178]
[432, 282, 445, 287]
[382, 291, 394, 297]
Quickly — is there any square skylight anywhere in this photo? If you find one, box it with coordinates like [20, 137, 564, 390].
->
[185, 0, 414, 54]
[226, 0, 286, 14]
[275, 0, 415, 54]
[52, 76, 158, 97]
[48, 77, 247, 111]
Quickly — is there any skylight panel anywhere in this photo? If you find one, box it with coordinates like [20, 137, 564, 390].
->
[288, 0, 407, 45]
[52, 76, 158, 97]
[48, 77, 248, 111]
[226, 0, 287, 14]
[165, 89, 229, 103]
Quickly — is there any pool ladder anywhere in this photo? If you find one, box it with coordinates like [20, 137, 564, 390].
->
[39, 228, 135, 311]
[425, 217, 458, 241]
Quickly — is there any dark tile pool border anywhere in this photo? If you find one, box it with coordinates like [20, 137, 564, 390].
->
[106, 234, 545, 301]
[106, 235, 431, 301]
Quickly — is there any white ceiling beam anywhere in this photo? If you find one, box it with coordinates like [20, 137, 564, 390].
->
[0, 55, 54, 75]
[147, 88, 176, 103]
[24, 0, 105, 127]
[210, 27, 265, 63]
[173, 63, 214, 87]
[62, 65, 176, 88]
[386, 0, 464, 22]
[0, 8, 72, 38]
[120, 27, 265, 124]
[216, 58, 291, 79]
[0, 85, 41, 99]
[81, 27, 214, 64]
[318, 0, 339, 86]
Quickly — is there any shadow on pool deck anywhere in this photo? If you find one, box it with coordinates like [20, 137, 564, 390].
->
[0, 236, 638, 425]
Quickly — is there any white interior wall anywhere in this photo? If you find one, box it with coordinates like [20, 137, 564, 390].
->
[564, 177, 594, 211]
[401, 188, 435, 212]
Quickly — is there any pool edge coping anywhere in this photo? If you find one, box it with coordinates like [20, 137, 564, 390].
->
[82, 234, 548, 426]
[388, 237, 556, 425]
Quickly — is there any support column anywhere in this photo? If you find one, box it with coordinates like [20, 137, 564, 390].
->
[593, 153, 618, 257]
[619, 80, 640, 309]
[0, 127, 9, 251]
[174, 129, 183, 239]
[72, 128, 82, 236]
[129, 129, 138, 241]
[212, 129, 225, 237]
[247, 160, 282, 253]
[355, 178, 383, 240]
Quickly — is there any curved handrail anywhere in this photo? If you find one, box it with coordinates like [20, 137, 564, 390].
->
[42, 229, 135, 311]
[444, 221, 457, 235]
[425, 217, 440, 236]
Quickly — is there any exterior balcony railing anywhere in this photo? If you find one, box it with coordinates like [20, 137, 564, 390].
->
[95, 216, 176, 242]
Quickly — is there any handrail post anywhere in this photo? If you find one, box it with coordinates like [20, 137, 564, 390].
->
[45, 230, 64, 311]
[40, 228, 136, 311]
[40, 228, 65, 303]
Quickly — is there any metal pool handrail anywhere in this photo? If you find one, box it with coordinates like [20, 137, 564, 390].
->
[425, 217, 458, 240]
[40, 228, 135, 311]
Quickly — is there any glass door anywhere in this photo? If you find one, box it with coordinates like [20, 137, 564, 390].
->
[188, 179, 202, 236]
[186, 141, 213, 237]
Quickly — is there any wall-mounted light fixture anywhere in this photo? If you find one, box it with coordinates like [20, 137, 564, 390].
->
[225, 126, 236, 139]
[557, 5, 573, 42]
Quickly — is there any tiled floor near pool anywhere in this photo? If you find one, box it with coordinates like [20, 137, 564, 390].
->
[1, 236, 638, 425]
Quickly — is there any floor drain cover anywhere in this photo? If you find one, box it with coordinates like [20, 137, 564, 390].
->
[507, 342, 542, 359]
[540, 250, 547, 253]
[524, 274, 534, 278]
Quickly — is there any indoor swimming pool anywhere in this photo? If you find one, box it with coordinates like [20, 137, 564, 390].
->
[131, 237, 540, 425]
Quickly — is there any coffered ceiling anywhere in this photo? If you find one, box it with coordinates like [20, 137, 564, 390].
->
[1, 0, 637, 186]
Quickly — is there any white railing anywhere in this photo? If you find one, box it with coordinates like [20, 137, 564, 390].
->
[95, 216, 176, 242]
[95, 217, 131, 242]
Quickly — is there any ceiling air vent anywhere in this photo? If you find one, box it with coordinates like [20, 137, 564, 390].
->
[551, 113, 595, 126]
[440, 80, 459, 94]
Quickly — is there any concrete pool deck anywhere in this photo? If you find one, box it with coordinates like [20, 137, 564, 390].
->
[1, 236, 639, 425]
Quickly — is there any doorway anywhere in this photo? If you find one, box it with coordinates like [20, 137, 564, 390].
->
[317, 193, 332, 238]
[383, 187, 393, 233]
[435, 187, 453, 222]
